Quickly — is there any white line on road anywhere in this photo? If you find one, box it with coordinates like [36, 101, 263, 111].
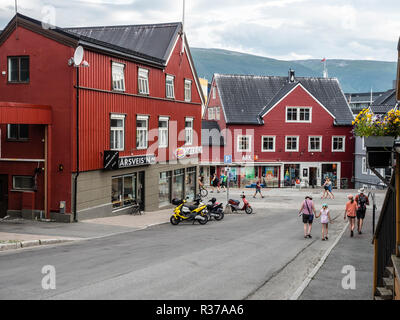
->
[289, 221, 349, 300]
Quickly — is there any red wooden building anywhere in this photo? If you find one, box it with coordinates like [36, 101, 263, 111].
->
[201, 71, 355, 189]
[0, 13, 204, 221]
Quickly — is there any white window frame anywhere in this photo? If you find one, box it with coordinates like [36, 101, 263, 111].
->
[261, 136, 275, 152]
[212, 87, 216, 99]
[110, 114, 125, 151]
[158, 116, 169, 148]
[112, 62, 125, 92]
[285, 136, 299, 152]
[136, 115, 149, 150]
[138, 68, 149, 95]
[215, 107, 220, 120]
[184, 79, 192, 102]
[332, 136, 346, 152]
[208, 108, 215, 120]
[285, 107, 312, 123]
[237, 135, 252, 152]
[308, 136, 322, 152]
[12, 175, 34, 191]
[166, 74, 175, 99]
[362, 157, 368, 175]
[185, 117, 194, 146]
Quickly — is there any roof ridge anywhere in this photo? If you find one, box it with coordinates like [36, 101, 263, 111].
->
[63, 22, 181, 31]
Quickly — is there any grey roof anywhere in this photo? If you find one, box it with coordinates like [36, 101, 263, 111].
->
[371, 89, 397, 107]
[63, 22, 181, 65]
[214, 74, 354, 125]
[370, 105, 395, 114]
[345, 92, 385, 103]
[201, 120, 225, 146]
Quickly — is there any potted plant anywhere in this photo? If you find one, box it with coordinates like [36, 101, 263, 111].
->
[353, 108, 398, 167]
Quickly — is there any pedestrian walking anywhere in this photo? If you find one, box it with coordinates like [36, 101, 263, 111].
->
[355, 187, 369, 234]
[321, 178, 329, 199]
[220, 172, 226, 192]
[315, 204, 333, 241]
[327, 178, 335, 199]
[298, 196, 316, 239]
[253, 178, 264, 198]
[211, 173, 220, 193]
[344, 194, 358, 237]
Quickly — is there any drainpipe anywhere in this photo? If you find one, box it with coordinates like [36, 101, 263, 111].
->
[73, 66, 79, 222]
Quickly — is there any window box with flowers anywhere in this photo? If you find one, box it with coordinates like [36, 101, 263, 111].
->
[353, 108, 397, 168]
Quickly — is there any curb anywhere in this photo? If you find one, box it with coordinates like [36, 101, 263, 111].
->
[0, 239, 73, 252]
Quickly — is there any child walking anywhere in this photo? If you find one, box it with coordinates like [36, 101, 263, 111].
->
[315, 204, 333, 241]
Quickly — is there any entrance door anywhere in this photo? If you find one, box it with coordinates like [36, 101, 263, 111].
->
[309, 168, 318, 188]
[0, 175, 8, 218]
[138, 171, 145, 211]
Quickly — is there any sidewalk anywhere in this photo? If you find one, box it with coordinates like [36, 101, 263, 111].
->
[0, 208, 172, 251]
[299, 213, 375, 300]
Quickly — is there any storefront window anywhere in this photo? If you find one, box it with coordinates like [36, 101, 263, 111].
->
[227, 167, 238, 187]
[172, 169, 184, 200]
[262, 166, 279, 188]
[240, 166, 258, 186]
[112, 173, 136, 209]
[185, 167, 196, 201]
[284, 164, 300, 186]
[159, 171, 172, 208]
[322, 164, 338, 188]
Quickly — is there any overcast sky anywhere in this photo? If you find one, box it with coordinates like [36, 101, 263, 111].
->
[0, 0, 399, 61]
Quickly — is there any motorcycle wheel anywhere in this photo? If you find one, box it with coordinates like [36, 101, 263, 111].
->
[200, 188, 208, 198]
[214, 210, 224, 221]
[170, 216, 180, 225]
[198, 213, 209, 225]
[245, 207, 253, 214]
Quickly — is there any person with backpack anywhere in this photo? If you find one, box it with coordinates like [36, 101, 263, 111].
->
[211, 173, 220, 193]
[355, 187, 369, 235]
[298, 196, 316, 239]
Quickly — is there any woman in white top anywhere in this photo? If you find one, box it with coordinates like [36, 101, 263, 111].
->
[316, 204, 333, 240]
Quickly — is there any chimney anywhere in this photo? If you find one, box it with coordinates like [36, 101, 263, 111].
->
[288, 69, 295, 83]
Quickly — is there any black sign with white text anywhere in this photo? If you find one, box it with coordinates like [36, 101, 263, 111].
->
[118, 155, 156, 169]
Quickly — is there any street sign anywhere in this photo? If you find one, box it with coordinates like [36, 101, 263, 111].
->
[224, 155, 232, 164]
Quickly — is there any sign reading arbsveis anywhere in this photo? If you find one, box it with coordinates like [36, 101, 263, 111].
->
[118, 154, 156, 168]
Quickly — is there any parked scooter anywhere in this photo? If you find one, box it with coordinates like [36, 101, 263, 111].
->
[227, 193, 253, 214]
[170, 197, 209, 225]
[206, 198, 224, 221]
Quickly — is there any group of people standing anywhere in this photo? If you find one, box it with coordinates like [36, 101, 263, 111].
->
[299, 187, 369, 240]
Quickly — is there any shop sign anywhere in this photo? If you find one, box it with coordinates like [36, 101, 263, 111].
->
[118, 154, 156, 169]
[175, 146, 203, 159]
[242, 155, 252, 161]
[103, 150, 119, 170]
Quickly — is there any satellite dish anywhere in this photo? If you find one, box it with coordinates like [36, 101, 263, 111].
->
[73, 46, 84, 66]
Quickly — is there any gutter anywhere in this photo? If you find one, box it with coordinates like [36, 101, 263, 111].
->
[73, 67, 79, 222]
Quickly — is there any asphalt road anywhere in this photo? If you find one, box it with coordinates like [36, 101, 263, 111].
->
[0, 189, 385, 300]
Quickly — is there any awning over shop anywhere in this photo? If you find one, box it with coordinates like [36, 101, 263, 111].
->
[0, 102, 52, 124]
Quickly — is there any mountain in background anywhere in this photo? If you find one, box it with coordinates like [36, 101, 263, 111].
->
[191, 48, 397, 93]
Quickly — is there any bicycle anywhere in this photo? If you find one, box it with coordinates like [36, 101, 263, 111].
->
[130, 200, 144, 215]
[198, 185, 208, 198]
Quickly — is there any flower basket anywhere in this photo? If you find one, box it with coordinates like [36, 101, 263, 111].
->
[365, 136, 394, 168]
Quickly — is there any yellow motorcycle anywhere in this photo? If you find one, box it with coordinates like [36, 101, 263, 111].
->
[170, 198, 209, 225]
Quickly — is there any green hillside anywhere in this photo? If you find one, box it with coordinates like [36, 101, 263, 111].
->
[191, 48, 397, 93]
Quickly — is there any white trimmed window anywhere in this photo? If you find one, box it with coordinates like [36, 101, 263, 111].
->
[309, 136, 322, 152]
[362, 157, 368, 174]
[208, 108, 215, 120]
[112, 62, 125, 91]
[110, 114, 125, 151]
[237, 135, 252, 152]
[262, 136, 275, 152]
[215, 107, 220, 120]
[136, 116, 149, 150]
[285, 136, 299, 152]
[166, 75, 175, 99]
[158, 117, 169, 148]
[185, 117, 194, 146]
[212, 87, 216, 99]
[332, 136, 345, 152]
[138, 68, 149, 94]
[286, 107, 312, 123]
[184, 79, 192, 102]
[13, 176, 34, 190]
[8, 56, 29, 83]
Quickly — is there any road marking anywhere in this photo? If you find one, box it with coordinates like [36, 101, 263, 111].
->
[289, 221, 349, 300]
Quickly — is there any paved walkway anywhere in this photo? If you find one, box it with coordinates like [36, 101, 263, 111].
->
[300, 211, 375, 300]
